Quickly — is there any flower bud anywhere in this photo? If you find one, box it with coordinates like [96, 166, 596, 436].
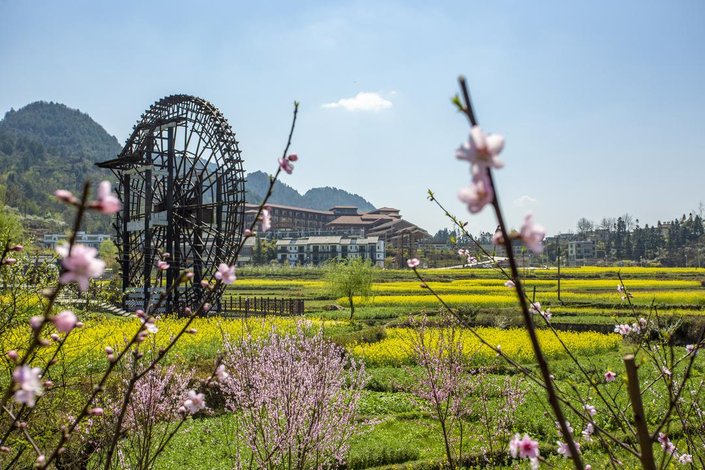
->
[105, 346, 114, 355]
[50, 333, 60, 342]
[7, 350, 19, 361]
[30, 316, 43, 330]
[89, 407, 103, 416]
[186, 328, 197, 334]
[52, 310, 77, 333]
[10, 245, 23, 252]
[3, 258, 16, 265]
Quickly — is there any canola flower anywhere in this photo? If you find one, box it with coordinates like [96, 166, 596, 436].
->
[1, 317, 342, 377]
[350, 327, 622, 367]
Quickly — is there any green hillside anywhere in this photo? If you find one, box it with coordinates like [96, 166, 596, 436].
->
[0, 102, 121, 233]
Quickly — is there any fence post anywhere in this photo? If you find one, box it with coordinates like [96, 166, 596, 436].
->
[245, 298, 249, 316]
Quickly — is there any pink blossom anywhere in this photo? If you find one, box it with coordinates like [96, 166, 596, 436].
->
[458, 170, 494, 213]
[54, 189, 78, 204]
[679, 454, 693, 464]
[261, 207, 272, 232]
[604, 371, 616, 382]
[50, 333, 60, 342]
[183, 390, 206, 414]
[509, 433, 540, 459]
[157, 260, 170, 270]
[216, 364, 229, 382]
[12, 365, 44, 407]
[2, 257, 16, 265]
[279, 157, 295, 174]
[555, 420, 574, 437]
[56, 243, 106, 292]
[10, 244, 23, 252]
[407, 258, 420, 268]
[686, 344, 697, 355]
[557, 440, 580, 457]
[657, 432, 669, 446]
[92, 181, 122, 214]
[287, 153, 298, 162]
[455, 125, 505, 170]
[614, 324, 632, 336]
[141, 317, 158, 334]
[582, 423, 594, 442]
[244, 228, 253, 237]
[7, 350, 19, 361]
[53, 310, 77, 333]
[203, 303, 211, 312]
[89, 407, 104, 416]
[584, 404, 596, 416]
[662, 366, 672, 377]
[520, 213, 546, 254]
[214, 263, 236, 284]
[219, 327, 365, 469]
[30, 316, 43, 330]
[200, 280, 210, 289]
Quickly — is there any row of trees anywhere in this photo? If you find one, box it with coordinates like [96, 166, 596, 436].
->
[430, 209, 705, 267]
[573, 212, 705, 266]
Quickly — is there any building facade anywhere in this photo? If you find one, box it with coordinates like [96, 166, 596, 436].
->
[43, 232, 112, 250]
[276, 235, 385, 266]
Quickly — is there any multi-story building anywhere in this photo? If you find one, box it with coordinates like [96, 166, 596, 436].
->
[276, 235, 385, 267]
[243, 204, 335, 237]
[43, 232, 112, 250]
[567, 240, 596, 262]
[244, 204, 427, 239]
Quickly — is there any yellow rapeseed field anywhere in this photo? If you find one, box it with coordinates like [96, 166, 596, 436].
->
[350, 327, 622, 366]
[3, 317, 340, 372]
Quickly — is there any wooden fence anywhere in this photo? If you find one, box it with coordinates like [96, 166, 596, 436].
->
[219, 295, 305, 316]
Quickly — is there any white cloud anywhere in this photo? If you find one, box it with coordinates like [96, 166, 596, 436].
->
[514, 195, 538, 207]
[322, 92, 392, 112]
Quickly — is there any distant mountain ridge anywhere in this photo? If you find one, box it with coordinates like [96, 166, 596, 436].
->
[0, 101, 376, 234]
[245, 171, 376, 212]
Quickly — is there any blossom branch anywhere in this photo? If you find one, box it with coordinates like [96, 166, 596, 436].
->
[455, 75, 583, 468]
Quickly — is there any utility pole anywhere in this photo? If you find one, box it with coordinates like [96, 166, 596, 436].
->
[557, 235, 562, 302]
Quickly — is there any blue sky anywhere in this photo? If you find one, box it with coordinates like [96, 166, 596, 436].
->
[1, 0, 704, 235]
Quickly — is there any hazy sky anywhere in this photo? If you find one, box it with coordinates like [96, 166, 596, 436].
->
[1, 0, 704, 236]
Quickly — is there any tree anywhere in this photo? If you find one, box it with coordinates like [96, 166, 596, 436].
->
[98, 239, 119, 273]
[0, 206, 24, 247]
[324, 257, 375, 320]
[576, 218, 594, 236]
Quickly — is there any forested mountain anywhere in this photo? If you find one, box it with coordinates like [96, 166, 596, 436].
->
[245, 171, 376, 212]
[0, 102, 377, 239]
[0, 102, 121, 232]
